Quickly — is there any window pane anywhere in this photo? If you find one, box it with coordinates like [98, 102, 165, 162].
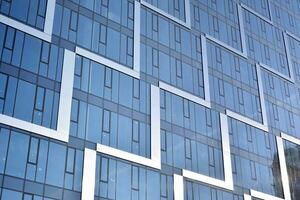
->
[14, 80, 35, 122]
[45, 142, 66, 187]
[1, 189, 22, 200]
[5, 131, 29, 178]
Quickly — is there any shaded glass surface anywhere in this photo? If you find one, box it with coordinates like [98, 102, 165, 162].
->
[1, 0, 300, 199]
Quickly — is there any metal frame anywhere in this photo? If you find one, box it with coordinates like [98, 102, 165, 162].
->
[225, 64, 269, 133]
[0, 0, 56, 42]
[0, 49, 75, 142]
[243, 132, 300, 200]
[201, 35, 212, 104]
[202, 4, 248, 59]
[158, 35, 211, 109]
[75, 0, 141, 78]
[75, 47, 140, 79]
[159, 81, 210, 108]
[258, 62, 294, 83]
[238, 4, 248, 57]
[240, 3, 273, 25]
[140, 0, 191, 29]
[205, 34, 247, 59]
[96, 84, 161, 169]
[2, 1, 299, 200]
[203, 8, 246, 59]
[240, 4, 296, 84]
[283, 32, 295, 82]
[246, 190, 286, 200]
[77, 1, 161, 169]
[134, 1, 141, 73]
[182, 113, 234, 191]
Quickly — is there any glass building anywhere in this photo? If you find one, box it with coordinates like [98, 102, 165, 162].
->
[0, 0, 300, 199]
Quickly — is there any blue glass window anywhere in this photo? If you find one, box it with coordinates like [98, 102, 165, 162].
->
[0, 73, 59, 129]
[284, 140, 300, 200]
[73, 55, 150, 114]
[70, 98, 151, 158]
[144, 0, 186, 22]
[46, 142, 66, 187]
[5, 131, 29, 178]
[0, 0, 47, 30]
[229, 117, 283, 197]
[53, 3, 134, 68]
[0, 126, 83, 191]
[1, 189, 22, 200]
[94, 155, 174, 199]
[190, 0, 242, 51]
[0, 24, 63, 81]
[14, 80, 36, 121]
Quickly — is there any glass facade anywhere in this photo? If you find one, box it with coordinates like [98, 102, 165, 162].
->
[0, 0, 300, 200]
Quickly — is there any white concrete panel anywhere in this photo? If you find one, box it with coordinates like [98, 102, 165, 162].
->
[150, 85, 161, 168]
[81, 148, 97, 200]
[44, 0, 56, 36]
[134, 1, 141, 73]
[174, 174, 184, 200]
[56, 50, 75, 141]
[244, 194, 252, 200]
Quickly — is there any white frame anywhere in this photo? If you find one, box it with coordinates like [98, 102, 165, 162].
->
[202, 4, 248, 59]
[159, 81, 210, 108]
[259, 62, 294, 83]
[160, 80, 234, 191]
[81, 148, 97, 200]
[242, 132, 300, 200]
[96, 84, 161, 169]
[240, 4, 296, 84]
[0, 0, 75, 142]
[182, 113, 234, 191]
[240, 3, 273, 25]
[0, 0, 56, 42]
[75, 46, 140, 79]
[225, 64, 269, 132]
[74, 1, 160, 170]
[174, 174, 184, 200]
[0, 49, 75, 142]
[205, 33, 247, 59]
[140, 0, 191, 29]
[201, 35, 212, 105]
[75, 1, 141, 78]
[2, 1, 299, 200]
